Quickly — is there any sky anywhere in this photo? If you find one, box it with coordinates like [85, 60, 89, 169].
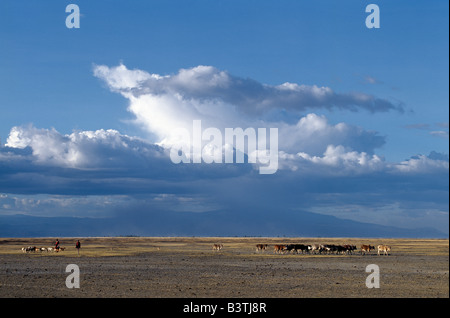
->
[0, 0, 448, 235]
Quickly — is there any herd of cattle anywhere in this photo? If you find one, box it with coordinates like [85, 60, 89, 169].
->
[252, 243, 392, 255]
[21, 246, 65, 253]
[21, 242, 391, 255]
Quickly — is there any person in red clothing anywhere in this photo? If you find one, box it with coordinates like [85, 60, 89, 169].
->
[75, 240, 81, 255]
[55, 239, 60, 251]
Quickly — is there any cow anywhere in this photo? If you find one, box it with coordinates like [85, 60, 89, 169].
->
[284, 244, 296, 253]
[335, 245, 346, 254]
[282, 244, 309, 254]
[273, 245, 286, 254]
[319, 244, 327, 254]
[341, 245, 357, 255]
[212, 244, 223, 251]
[293, 244, 310, 254]
[256, 244, 268, 252]
[24, 246, 36, 252]
[309, 244, 322, 254]
[377, 245, 391, 256]
[322, 244, 337, 254]
[360, 244, 375, 255]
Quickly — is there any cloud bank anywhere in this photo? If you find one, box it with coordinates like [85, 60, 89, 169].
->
[0, 64, 447, 234]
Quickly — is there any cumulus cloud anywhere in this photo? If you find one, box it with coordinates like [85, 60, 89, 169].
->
[278, 113, 385, 156]
[5, 125, 165, 169]
[394, 153, 449, 174]
[93, 64, 157, 91]
[278, 145, 385, 175]
[90, 63, 444, 178]
[92, 64, 394, 173]
[3, 123, 446, 186]
[93, 64, 403, 141]
[277, 147, 448, 176]
[1, 64, 445, 184]
[0, 125, 253, 196]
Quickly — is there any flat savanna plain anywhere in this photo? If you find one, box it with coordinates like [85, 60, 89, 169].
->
[0, 237, 448, 298]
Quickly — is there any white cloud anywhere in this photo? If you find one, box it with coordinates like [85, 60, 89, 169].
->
[3, 59, 447, 179]
[93, 64, 402, 141]
[5, 125, 165, 169]
[278, 146, 449, 177]
[393, 154, 449, 174]
[93, 64, 391, 173]
[278, 145, 385, 175]
[93, 63, 156, 91]
[4, 123, 446, 180]
[6, 125, 81, 166]
[278, 113, 384, 156]
[90, 63, 450, 177]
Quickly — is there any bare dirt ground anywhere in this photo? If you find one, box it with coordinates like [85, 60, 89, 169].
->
[0, 237, 448, 298]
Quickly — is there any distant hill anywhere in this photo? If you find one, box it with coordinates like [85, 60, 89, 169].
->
[0, 210, 446, 238]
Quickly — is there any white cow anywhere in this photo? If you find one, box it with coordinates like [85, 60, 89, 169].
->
[377, 245, 391, 256]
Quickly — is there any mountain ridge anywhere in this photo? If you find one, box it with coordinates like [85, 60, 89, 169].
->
[0, 209, 446, 238]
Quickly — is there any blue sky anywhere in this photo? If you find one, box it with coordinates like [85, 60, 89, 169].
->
[0, 1, 448, 235]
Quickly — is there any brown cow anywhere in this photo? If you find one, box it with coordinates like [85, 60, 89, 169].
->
[212, 244, 223, 251]
[273, 245, 286, 254]
[360, 244, 375, 255]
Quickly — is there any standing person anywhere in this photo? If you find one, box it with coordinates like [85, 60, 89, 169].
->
[75, 240, 81, 256]
[55, 239, 60, 251]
